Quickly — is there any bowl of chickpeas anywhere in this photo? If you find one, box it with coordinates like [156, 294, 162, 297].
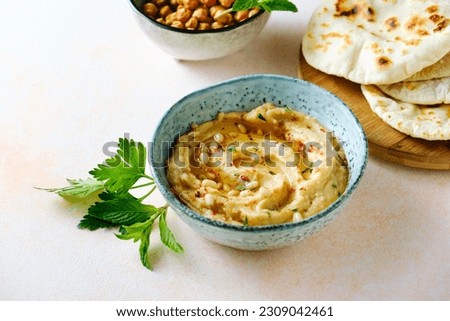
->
[128, 0, 270, 60]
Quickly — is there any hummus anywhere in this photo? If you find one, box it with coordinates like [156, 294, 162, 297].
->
[167, 104, 348, 226]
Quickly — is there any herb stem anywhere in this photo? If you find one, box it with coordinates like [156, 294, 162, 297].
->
[214, 8, 233, 19]
[138, 185, 157, 202]
[130, 182, 155, 189]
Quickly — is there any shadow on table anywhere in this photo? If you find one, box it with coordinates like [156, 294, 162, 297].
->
[190, 157, 449, 300]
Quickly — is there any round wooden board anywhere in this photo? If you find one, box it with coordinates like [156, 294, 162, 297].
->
[298, 50, 450, 170]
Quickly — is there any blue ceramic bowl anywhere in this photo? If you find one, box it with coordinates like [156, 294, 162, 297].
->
[151, 74, 368, 250]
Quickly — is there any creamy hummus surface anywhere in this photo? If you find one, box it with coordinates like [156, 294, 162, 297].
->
[167, 104, 348, 226]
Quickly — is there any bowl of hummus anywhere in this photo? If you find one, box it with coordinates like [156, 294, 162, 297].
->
[151, 74, 367, 250]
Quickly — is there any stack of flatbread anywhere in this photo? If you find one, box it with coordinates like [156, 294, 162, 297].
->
[302, 0, 450, 141]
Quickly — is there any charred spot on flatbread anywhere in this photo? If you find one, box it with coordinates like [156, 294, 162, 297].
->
[434, 18, 449, 32]
[429, 14, 444, 22]
[385, 17, 400, 32]
[417, 29, 430, 36]
[426, 5, 439, 14]
[406, 15, 428, 30]
[376, 56, 392, 69]
[334, 1, 376, 22]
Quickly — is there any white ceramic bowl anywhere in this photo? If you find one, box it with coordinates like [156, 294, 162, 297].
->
[128, 0, 270, 61]
[151, 74, 368, 250]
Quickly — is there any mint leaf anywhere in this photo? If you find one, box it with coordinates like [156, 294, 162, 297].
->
[86, 192, 157, 227]
[78, 215, 117, 231]
[36, 177, 104, 198]
[89, 138, 148, 194]
[232, 0, 260, 11]
[159, 209, 184, 253]
[116, 218, 156, 270]
[232, 0, 298, 12]
[260, 0, 298, 12]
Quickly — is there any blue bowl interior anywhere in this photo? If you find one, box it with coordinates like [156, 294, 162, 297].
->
[151, 74, 368, 231]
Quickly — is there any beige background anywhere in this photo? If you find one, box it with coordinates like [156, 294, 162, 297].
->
[1, 0, 449, 300]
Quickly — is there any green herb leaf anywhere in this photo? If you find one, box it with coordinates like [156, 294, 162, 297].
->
[78, 215, 117, 231]
[232, 0, 259, 11]
[257, 113, 267, 121]
[40, 136, 184, 271]
[235, 184, 246, 191]
[261, 0, 298, 12]
[36, 177, 104, 198]
[232, 0, 298, 12]
[89, 138, 148, 194]
[116, 218, 156, 270]
[159, 209, 184, 253]
[243, 216, 249, 226]
[85, 192, 157, 228]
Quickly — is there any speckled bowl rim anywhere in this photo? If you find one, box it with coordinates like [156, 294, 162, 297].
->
[128, 0, 267, 34]
[151, 74, 368, 233]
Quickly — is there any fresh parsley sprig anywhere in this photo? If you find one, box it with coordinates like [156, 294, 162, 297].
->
[89, 138, 150, 194]
[232, 0, 298, 12]
[36, 177, 104, 198]
[38, 137, 183, 270]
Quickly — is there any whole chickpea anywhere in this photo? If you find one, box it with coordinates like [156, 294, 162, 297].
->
[209, 5, 225, 18]
[233, 10, 249, 22]
[214, 9, 233, 25]
[248, 8, 260, 18]
[218, 0, 234, 9]
[143, 3, 158, 18]
[159, 5, 173, 18]
[165, 12, 177, 24]
[198, 22, 211, 30]
[183, 0, 200, 10]
[153, 0, 168, 6]
[192, 7, 209, 22]
[185, 17, 199, 29]
[200, 0, 217, 8]
[169, 0, 178, 7]
[171, 21, 184, 28]
[176, 7, 192, 23]
[211, 21, 224, 29]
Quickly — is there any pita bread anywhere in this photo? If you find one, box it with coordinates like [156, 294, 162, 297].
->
[404, 51, 450, 81]
[302, 0, 450, 85]
[361, 85, 450, 140]
[378, 77, 450, 105]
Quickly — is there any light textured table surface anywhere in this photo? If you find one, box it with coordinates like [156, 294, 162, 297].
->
[1, 0, 449, 301]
